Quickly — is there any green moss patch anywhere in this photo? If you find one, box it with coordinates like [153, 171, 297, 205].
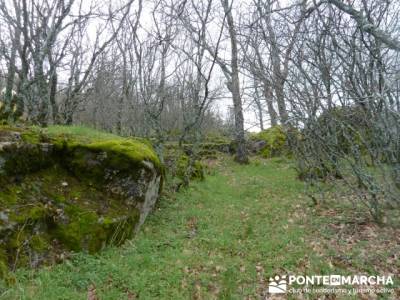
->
[0, 125, 162, 277]
[0, 165, 140, 275]
[176, 155, 205, 181]
[165, 142, 232, 158]
[42, 126, 161, 169]
[250, 125, 289, 158]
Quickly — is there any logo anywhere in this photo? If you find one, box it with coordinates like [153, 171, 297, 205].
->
[268, 275, 287, 294]
[329, 275, 341, 286]
[266, 273, 394, 295]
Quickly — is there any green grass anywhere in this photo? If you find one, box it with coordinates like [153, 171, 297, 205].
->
[0, 157, 397, 299]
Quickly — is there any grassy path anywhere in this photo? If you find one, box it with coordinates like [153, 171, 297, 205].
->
[1, 158, 397, 299]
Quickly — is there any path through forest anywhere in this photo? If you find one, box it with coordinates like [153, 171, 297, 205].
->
[2, 157, 398, 299]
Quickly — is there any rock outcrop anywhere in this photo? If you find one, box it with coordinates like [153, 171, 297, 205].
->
[0, 126, 163, 277]
[249, 125, 289, 158]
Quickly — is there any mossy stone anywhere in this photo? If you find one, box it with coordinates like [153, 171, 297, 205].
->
[250, 125, 289, 158]
[0, 125, 163, 274]
[176, 155, 205, 180]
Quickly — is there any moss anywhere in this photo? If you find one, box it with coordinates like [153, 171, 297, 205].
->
[44, 126, 160, 166]
[0, 260, 8, 280]
[200, 143, 231, 154]
[251, 125, 289, 158]
[1, 163, 143, 265]
[176, 155, 205, 180]
[204, 133, 231, 144]
[0, 249, 9, 280]
[165, 142, 231, 157]
[8, 230, 28, 249]
[53, 206, 139, 253]
[198, 149, 218, 159]
[0, 189, 18, 206]
[1, 125, 161, 171]
[53, 207, 99, 252]
[0, 125, 35, 139]
[192, 160, 205, 180]
[100, 212, 140, 247]
[85, 140, 161, 170]
[30, 234, 50, 252]
[20, 132, 41, 144]
[0, 125, 162, 274]
[44, 125, 126, 143]
[1, 143, 54, 176]
[0, 125, 162, 184]
[10, 204, 48, 223]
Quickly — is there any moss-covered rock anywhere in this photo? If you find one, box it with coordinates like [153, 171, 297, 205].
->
[250, 126, 289, 158]
[164, 142, 232, 159]
[0, 126, 163, 276]
[176, 154, 205, 181]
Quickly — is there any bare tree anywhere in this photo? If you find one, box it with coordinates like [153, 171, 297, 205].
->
[327, 0, 400, 51]
[0, 0, 136, 125]
[284, 0, 400, 221]
[220, 0, 248, 163]
[61, 0, 136, 125]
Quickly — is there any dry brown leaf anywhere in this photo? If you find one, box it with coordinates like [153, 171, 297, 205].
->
[87, 284, 99, 300]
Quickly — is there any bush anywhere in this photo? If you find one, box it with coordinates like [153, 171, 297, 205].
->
[294, 105, 400, 222]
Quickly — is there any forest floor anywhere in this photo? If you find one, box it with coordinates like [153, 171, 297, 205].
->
[1, 156, 399, 299]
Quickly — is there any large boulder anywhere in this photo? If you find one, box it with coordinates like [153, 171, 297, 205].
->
[249, 125, 289, 158]
[0, 126, 163, 276]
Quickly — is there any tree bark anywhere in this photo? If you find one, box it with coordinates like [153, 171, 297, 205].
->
[262, 80, 278, 126]
[222, 0, 248, 164]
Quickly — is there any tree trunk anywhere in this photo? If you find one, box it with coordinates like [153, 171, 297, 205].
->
[4, 34, 19, 121]
[256, 101, 264, 131]
[222, 0, 248, 164]
[274, 79, 288, 124]
[262, 81, 278, 126]
[34, 61, 49, 126]
[49, 71, 58, 124]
